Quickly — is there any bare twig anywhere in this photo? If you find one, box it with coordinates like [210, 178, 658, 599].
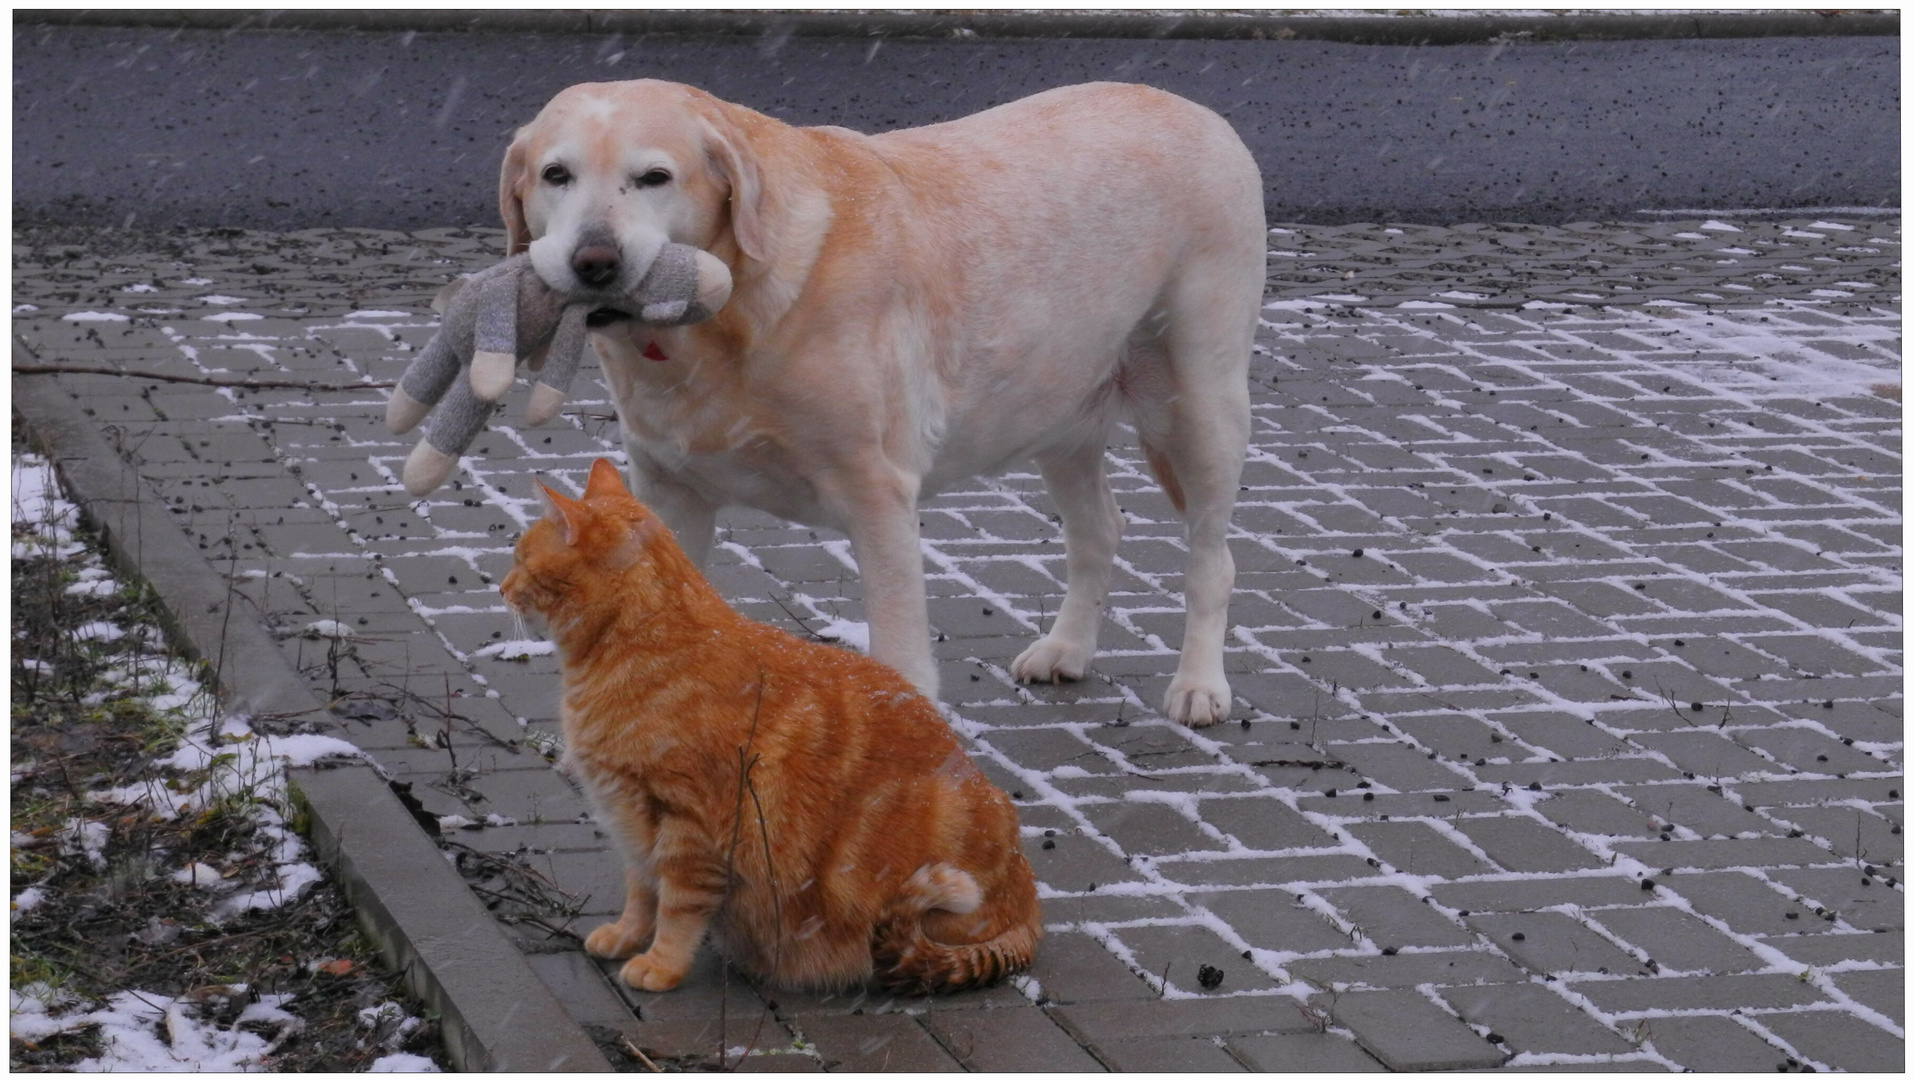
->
[12, 363, 395, 392]
[618, 1034, 664, 1073]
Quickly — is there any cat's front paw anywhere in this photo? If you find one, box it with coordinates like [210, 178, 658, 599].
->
[586, 920, 652, 960]
[618, 952, 688, 992]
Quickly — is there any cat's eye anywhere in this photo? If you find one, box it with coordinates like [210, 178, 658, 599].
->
[541, 163, 572, 186]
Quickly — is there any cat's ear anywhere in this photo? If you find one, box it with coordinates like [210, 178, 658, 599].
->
[584, 458, 630, 501]
[606, 515, 664, 572]
[538, 482, 591, 546]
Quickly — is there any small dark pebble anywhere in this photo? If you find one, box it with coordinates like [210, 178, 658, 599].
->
[1511, 932, 1526, 941]
[1041, 839, 1055, 850]
[1381, 946, 1398, 956]
[1485, 1034, 1505, 1045]
[1641, 879, 1656, 891]
[1196, 964, 1225, 990]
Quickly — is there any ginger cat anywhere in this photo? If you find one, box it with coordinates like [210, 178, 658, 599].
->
[501, 458, 1040, 994]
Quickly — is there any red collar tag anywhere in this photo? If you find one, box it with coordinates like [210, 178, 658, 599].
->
[643, 342, 669, 362]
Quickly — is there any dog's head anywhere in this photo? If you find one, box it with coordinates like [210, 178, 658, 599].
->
[499, 80, 764, 296]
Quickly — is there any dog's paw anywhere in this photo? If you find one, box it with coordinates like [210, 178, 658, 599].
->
[1164, 676, 1231, 727]
[618, 952, 688, 992]
[1010, 636, 1092, 684]
[585, 919, 652, 960]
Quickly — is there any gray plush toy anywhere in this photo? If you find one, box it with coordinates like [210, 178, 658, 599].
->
[386, 244, 732, 497]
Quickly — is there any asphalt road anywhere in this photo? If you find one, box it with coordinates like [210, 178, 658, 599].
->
[11, 21, 1899, 229]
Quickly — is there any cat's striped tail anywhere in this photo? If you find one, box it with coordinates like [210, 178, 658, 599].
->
[871, 864, 1037, 995]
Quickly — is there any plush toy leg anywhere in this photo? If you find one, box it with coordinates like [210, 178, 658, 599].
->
[524, 303, 590, 428]
[387, 330, 467, 435]
[403, 374, 497, 497]
[469, 267, 521, 401]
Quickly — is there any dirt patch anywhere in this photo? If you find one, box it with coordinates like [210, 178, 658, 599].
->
[9, 447, 446, 1072]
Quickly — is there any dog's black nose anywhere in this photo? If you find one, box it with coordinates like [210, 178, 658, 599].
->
[571, 244, 622, 289]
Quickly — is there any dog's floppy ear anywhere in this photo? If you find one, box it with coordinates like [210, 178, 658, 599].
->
[696, 109, 766, 264]
[498, 128, 534, 256]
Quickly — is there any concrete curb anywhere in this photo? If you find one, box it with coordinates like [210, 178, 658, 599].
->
[13, 7, 1900, 44]
[12, 358, 612, 1073]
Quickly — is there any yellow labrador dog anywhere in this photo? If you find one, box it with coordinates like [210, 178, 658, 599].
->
[499, 80, 1264, 726]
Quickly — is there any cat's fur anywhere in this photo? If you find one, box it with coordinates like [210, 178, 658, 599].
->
[502, 458, 1040, 993]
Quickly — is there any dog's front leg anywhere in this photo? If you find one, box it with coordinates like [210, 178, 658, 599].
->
[623, 453, 719, 568]
[825, 469, 938, 700]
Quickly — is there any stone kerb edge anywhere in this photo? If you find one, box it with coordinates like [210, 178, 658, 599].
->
[13, 7, 1901, 44]
[12, 365, 612, 1073]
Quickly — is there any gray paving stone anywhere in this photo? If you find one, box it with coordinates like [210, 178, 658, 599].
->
[1153, 852, 1381, 889]
[1638, 1014, 1793, 1073]
[1612, 837, 1840, 871]
[1430, 875, 1655, 914]
[1757, 1009, 1905, 1073]
[919, 1005, 1104, 1071]
[1469, 911, 1648, 977]
[1329, 988, 1506, 1071]
[1288, 949, 1529, 991]
[1347, 820, 1495, 878]
[1196, 795, 1342, 851]
[1317, 884, 1475, 950]
[1590, 906, 1766, 974]
[1441, 982, 1636, 1056]
[788, 1013, 962, 1072]
[1578, 973, 1830, 1014]
[1452, 815, 1609, 873]
[1112, 924, 1282, 995]
[1023, 932, 1158, 1004]
[1195, 889, 1353, 954]
[1051, 996, 1318, 1045]
[1225, 1032, 1383, 1071]
[1832, 966, 1903, 1026]
[1768, 866, 1905, 932]
[1758, 929, 1902, 968]
[1094, 1035, 1245, 1072]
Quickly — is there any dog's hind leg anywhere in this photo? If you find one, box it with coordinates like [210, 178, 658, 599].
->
[1143, 279, 1256, 727]
[1011, 437, 1122, 685]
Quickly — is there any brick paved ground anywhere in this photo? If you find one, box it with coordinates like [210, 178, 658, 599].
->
[13, 216, 1902, 1071]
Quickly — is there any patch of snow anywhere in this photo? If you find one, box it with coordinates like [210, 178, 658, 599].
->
[813, 618, 870, 653]
[203, 312, 264, 322]
[198, 295, 250, 305]
[62, 311, 130, 322]
[369, 1053, 442, 1072]
[9, 984, 304, 1071]
[1699, 220, 1742, 232]
[172, 862, 230, 889]
[74, 621, 127, 643]
[13, 886, 47, 912]
[473, 638, 555, 660]
[301, 619, 354, 639]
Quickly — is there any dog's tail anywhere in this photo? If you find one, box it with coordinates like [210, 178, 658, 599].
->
[871, 864, 1037, 995]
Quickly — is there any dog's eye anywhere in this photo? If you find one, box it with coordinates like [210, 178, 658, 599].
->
[634, 169, 671, 188]
[541, 164, 572, 186]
